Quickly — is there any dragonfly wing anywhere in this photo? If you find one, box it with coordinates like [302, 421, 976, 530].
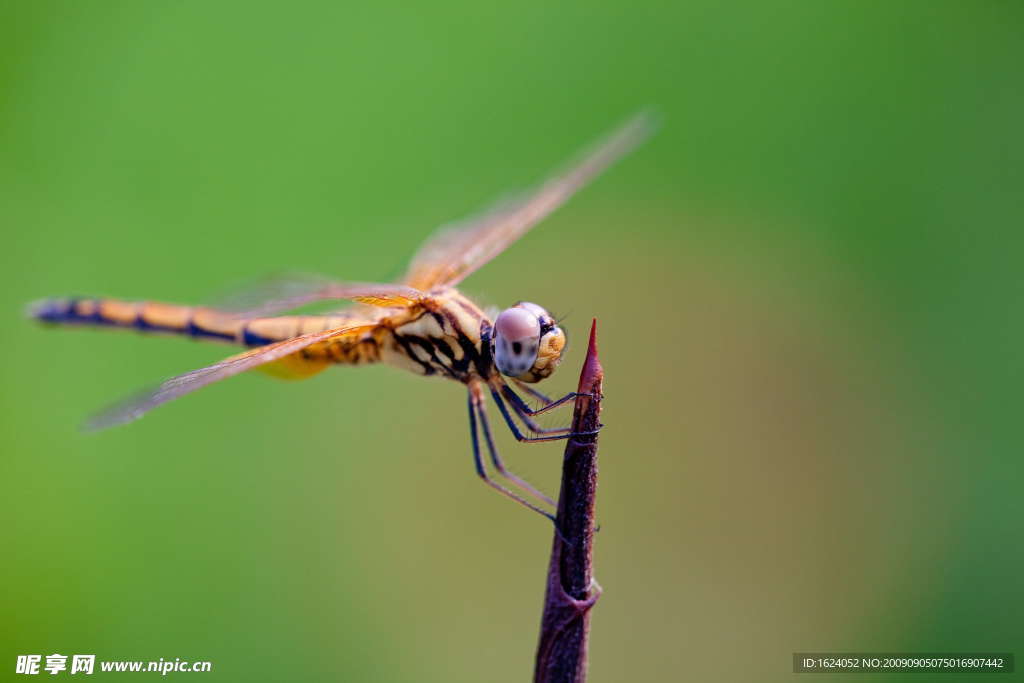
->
[211, 271, 346, 313]
[211, 274, 425, 317]
[403, 111, 657, 290]
[84, 323, 377, 431]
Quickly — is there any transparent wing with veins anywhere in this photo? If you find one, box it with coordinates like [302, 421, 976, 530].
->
[204, 112, 654, 313]
[211, 271, 348, 313]
[210, 273, 425, 318]
[403, 111, 657, 291]
[84, 323, 378, 431]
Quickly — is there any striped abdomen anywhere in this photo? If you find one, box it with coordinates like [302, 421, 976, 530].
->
[29, 297, 382, 364]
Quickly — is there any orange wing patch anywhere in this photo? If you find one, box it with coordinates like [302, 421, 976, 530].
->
[255, 354, 330, 380]
[254, 322, 380, 379]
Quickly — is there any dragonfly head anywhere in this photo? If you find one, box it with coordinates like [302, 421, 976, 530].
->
[492, 302, 566, 383]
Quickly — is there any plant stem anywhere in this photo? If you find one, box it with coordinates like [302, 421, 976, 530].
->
[534, 319, 603, 683]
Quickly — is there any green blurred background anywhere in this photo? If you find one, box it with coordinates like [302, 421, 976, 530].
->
[2, 2, 1022, 681]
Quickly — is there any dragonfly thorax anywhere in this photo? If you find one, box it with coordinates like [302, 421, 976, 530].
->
[491, 302, 565, 383]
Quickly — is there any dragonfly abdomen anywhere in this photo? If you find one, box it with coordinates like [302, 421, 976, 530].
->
[30, 297, 384, 366]
[30, 297, 244, 342]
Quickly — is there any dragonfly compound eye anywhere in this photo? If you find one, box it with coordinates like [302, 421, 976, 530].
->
[494, 307, 541, 377]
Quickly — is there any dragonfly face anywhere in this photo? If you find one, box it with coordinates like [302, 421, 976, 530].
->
[492, 302, 565, 383]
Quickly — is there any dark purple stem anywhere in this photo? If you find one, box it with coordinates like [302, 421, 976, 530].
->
[534, 319, 603, 683]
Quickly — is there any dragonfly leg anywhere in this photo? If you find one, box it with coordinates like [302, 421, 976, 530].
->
[500, 384, 572, 436]
[467, 390, 556, 518]
[507, 381, 592, 417]
[511, 378, 554, 404]
[488, 386, 600, 444]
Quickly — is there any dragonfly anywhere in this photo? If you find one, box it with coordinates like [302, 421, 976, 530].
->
[30, 112, 655, 521]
